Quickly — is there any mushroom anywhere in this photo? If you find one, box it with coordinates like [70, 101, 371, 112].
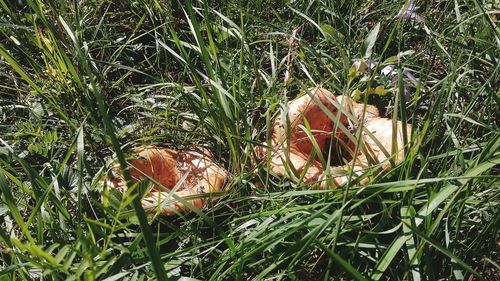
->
[259, 87, 411, 188]
[101, 147, 228, 216]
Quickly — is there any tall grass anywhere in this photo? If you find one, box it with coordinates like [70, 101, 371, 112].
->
[1, 0, 498, 280]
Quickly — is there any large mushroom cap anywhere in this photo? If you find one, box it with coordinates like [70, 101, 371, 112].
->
[101, 147, 228, 216]
[260, 87, 411, 188]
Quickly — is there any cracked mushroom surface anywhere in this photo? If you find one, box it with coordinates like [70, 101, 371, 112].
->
[101, 147, 228, 216]
[259, 87, 412, 188]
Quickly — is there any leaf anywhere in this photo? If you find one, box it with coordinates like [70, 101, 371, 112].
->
[0, 263, 30, 277]
[362, 22, 381, 58]
[373, 85, 391, 96]
[351, 89, 363, 101]
[58, 16, 77, 46]
[101, 272, 131, 281]
[11, 238, 59, 266]
[320, 24, 335, 37]
[352, 60, 369, 73]
[401, 206, 421, 281]
[320, 24, 344, 40]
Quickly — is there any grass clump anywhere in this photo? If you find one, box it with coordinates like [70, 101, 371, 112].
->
[0, 0, 498, 280]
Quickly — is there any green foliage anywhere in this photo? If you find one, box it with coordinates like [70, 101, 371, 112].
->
[0, 0, 498, 280]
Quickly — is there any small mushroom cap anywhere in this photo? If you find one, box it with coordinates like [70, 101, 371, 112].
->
[101, 147, 228, 216]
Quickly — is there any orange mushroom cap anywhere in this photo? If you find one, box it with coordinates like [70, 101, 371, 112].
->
[259, 87, 412, 188]
[101, 147, 228, 216]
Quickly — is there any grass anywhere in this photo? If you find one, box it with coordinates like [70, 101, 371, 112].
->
[0, 0, 499, 280]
